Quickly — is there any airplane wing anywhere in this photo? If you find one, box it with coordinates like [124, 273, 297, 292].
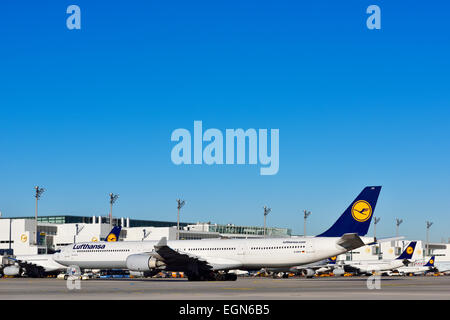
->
[153, 237, 242, 273]
[11, 255, 67, 274]
[6, 257, 47, 277]
[336, 233, 365, 251]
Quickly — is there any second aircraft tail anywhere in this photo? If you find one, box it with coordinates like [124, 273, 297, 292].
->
[106, 226, 122, 242]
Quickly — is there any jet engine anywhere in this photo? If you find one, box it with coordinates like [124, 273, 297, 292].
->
[333, 267, 345, 276]
[3, 265, 20, 276]
[126, 254, 166, 271]
[302, 268, 315, 278]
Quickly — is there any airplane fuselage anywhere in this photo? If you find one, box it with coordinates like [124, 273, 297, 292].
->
[54, 237, 356, 271]
[344, 259, 405, 273]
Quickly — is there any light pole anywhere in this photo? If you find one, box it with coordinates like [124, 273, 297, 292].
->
[9, 215, 12, 253]
[263, 206, 271, 238]
[34, 186, 45, 245]
[395, 218, 403, 238]
[395, 218, 403, 253]
[109, 193, 119, 231]
[373, 217, 381, 239]
[177, 199, 185, 240]
[373, 217, 381, 259]
[426, 221, 433, 257]
[303, 210, 311, 236]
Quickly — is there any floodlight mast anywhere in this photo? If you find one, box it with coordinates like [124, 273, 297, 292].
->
[426, 221, 433, 257]
[109, 193, 119, 231]
[303, 210, 311, 236]
[373, 217, 381, 258]
[373, 217, 381, 239]
[263, 206, 271, 238]
[177, 199, 185, 240]
[34, 186, 45, 245]
[395, 218, 403, 250]
[395, 218, 403, 238]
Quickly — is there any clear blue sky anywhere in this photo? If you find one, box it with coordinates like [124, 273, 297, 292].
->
[0, 1, 449, 242]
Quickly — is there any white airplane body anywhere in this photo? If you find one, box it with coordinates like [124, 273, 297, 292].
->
[434, 262, 450, 274]
[396, 266, 431, 275]
[342, 259, 405, 274]
[1, 226, 122, 277]
[54, 235, 374, 271]
[342, 241, 417, 275]
[395, 256, 437, 275]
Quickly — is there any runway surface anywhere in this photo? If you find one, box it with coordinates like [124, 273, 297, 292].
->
[1, 276, 449, 300]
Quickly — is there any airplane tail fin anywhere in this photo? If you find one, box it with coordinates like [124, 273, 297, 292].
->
[316, 186, 382, 237]
[396, 241, 417, 260]
[106, 226, 122, 242]
[425, 256, 435, 267]
[327, 256, 337, 265]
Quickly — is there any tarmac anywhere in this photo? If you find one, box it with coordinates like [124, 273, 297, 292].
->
[1, 276, 449, 300]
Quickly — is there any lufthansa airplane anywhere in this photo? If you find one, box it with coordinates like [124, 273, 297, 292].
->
[395, 256, 436, 276]
[54, 186, 382, 281]
[1, 226, 122, 278]
[340, 241, 417, 276]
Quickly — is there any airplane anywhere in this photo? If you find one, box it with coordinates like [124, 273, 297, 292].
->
[1, 225, 122, 278]
[395, 256, 436, 276]
[340, 241, 417, 276]
[53, 186, 383, 281]
[433, 261, 450, 274]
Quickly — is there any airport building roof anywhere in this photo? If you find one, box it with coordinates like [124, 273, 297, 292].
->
[1, 215, 192, 228]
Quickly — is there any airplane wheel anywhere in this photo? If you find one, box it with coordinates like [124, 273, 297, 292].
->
[187, 274, 200, 281]
[225, 273, 237, 281]
[215, 273, 226, 281]
[187, 273, 209, 281]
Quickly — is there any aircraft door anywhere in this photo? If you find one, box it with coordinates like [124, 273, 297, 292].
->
[306, 239, 315, 253]
[236, 243, 247, 264]
[237, 243, 246, 256]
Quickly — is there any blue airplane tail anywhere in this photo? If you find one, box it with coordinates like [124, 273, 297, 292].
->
[424, 256, 435, 267]
[316, 186, 382, 237]
[327, 256, 337, 265]
[106, 226, 122, 242]
[396, 241, 417, 260]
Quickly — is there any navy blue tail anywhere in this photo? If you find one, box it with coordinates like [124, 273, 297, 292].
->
[316, 186, 382, 237]
[327, 256, 337, 265]
[396, 241, 417, 260]
[106, 226, 122, 242]
[425, 256, 435, 267]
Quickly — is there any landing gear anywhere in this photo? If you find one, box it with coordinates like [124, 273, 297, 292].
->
[272, 272, 288, 279]
[223, 273, 237, 281]
[24, 264, 46, 278]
